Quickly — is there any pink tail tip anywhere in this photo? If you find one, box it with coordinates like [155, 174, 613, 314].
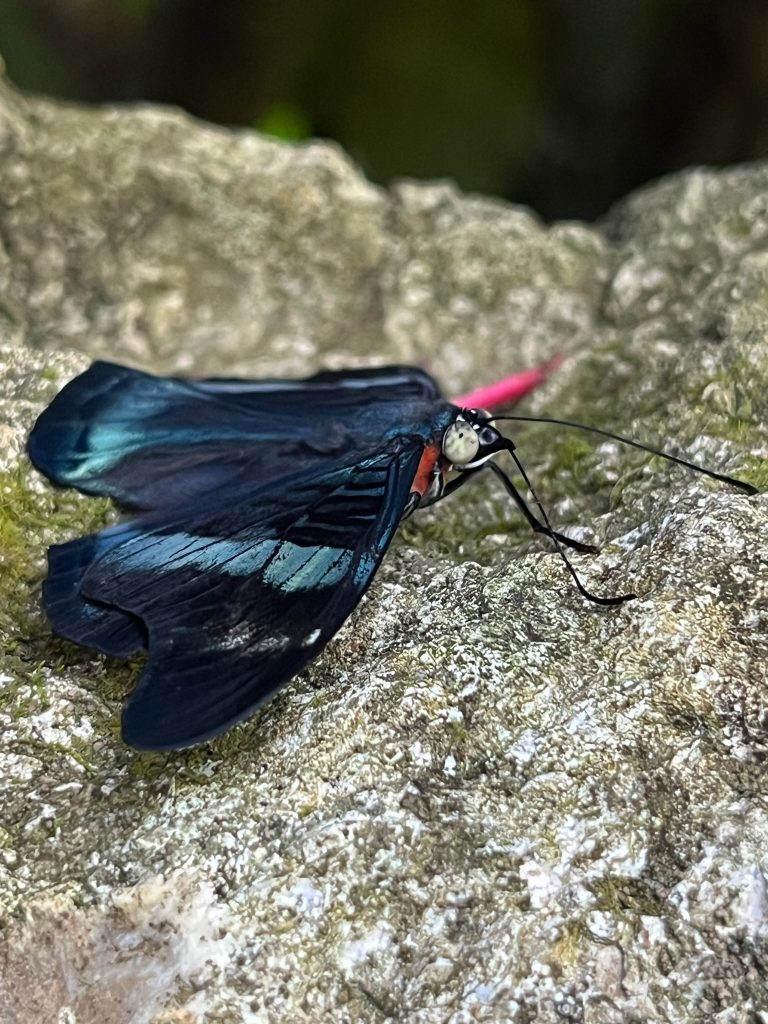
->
[452, 355, 563, 410]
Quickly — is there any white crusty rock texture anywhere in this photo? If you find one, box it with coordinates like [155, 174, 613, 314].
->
[1, 73, 767, 1023]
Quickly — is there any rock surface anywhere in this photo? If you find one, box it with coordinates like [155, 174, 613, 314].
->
[1, 72, 768, 1024]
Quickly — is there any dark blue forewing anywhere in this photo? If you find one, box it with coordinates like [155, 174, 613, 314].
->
[73, 437, 426, 750]
[28, 362, 441, 511]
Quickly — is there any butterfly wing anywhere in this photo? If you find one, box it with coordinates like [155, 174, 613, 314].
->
[43, 520, 149, 657]
[28, 361, 441, 510]
[69, 436, 425, 750]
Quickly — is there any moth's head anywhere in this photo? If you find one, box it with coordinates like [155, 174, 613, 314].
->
[442, 408, 505, 469]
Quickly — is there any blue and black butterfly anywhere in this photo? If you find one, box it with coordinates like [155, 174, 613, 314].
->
[28, 361, 756, 751]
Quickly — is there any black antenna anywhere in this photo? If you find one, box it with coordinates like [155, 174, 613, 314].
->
[497, 440, 636, 607]
[489, 415, 758, 495]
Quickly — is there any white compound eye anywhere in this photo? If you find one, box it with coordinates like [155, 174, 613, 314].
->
[443, 419, 480, 467]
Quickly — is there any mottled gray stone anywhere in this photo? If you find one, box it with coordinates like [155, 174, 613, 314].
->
[1, 70, 768, 1024]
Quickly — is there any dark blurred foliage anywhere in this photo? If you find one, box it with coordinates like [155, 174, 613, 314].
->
[3, 0, 768, 220]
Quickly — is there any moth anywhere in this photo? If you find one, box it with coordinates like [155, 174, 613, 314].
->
[28, 360, 755, 751]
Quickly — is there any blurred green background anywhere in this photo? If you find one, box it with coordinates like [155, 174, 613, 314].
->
[3, 0, 768, 220]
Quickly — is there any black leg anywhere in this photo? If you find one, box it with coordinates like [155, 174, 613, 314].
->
[440, 465, 485, 499]
[485, 460, 598, 554]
